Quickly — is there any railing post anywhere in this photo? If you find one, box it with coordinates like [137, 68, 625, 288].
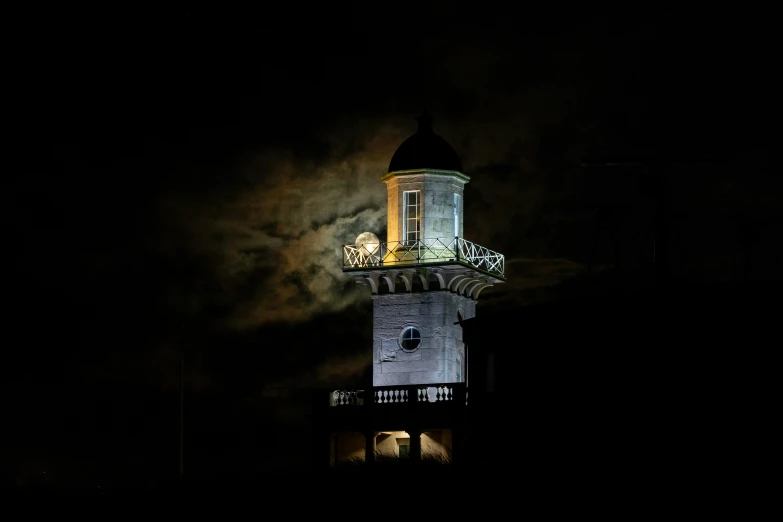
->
[455, 237, 460, 262]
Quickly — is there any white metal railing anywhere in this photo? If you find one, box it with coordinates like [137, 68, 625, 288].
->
[342, 237, 504, 278]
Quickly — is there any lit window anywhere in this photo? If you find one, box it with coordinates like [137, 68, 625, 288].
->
[403, 190, 420, 245]
[400, 326, 421, 351]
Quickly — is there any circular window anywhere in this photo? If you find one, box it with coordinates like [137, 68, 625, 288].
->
[400, 327, 422, 351]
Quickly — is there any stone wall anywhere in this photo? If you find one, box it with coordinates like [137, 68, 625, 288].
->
[372, 291, 476, 386]
[384, 170, 467, 243]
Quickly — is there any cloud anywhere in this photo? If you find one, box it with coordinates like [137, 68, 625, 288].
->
[276, 351, 372, 391]
[157, 124, 412, 330]
[143, 23, 660, 339]
[152, 98, 608, 335]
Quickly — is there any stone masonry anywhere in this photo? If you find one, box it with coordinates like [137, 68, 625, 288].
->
[372, 291, 476, 386]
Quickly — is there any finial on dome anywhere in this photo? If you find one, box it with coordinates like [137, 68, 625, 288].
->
[416, 109, 433, 133]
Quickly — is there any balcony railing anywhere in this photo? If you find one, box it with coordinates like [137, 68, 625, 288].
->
[342, 237, 504, 279]
[329, 383, 467, 407]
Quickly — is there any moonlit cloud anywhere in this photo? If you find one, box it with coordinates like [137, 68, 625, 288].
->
[154, 93, 611, 338]
[158, 123, 414, 330]
[136, 18, 778, 393]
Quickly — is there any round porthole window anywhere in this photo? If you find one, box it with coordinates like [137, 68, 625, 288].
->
[400, 327, 421, 351]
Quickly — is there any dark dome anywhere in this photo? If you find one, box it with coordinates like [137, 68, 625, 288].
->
[388, 114, 463, 173]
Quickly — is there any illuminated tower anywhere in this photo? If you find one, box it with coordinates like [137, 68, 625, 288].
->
[343, 113, 506, 387]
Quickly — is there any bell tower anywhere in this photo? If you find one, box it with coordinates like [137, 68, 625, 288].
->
[343, 113, 505, 387]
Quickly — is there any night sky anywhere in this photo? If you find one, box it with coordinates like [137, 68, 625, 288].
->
[5, 5, 780, 488]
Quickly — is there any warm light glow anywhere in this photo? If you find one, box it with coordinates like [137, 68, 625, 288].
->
[355, 231, 380, 256]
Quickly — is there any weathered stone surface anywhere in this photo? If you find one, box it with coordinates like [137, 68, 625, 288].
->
[375, 372, 411, 386]
[418, 347, 440, 361]
[384, 171, 466, 245]
[409, 371, 446, 385]
[394, 349, 421, 362]
[372, 291, 474, 385]
[421, 336, 445, 351]
[373, 315, 417, 329]
[381, 358, 443, 374]
[427, 218, 453, 236]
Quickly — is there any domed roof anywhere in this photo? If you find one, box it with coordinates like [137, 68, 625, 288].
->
[388, 113, 463, 173]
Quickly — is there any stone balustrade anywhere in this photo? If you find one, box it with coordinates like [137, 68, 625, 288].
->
[328, 383, 467, 407]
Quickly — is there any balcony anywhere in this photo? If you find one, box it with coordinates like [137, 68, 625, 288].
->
[329, 383, 467, 407]
[342, 237, 505, 280]
[313, 383, 469, 431]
